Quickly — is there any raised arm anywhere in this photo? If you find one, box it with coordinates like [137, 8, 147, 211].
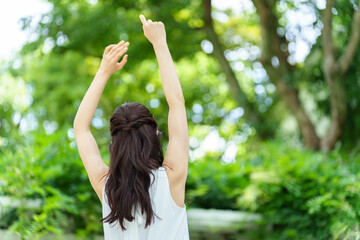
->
[73, 41, 129, 202]
[140, 15, 189, 207]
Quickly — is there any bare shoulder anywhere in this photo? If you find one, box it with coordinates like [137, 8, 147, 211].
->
[162, 162, 188, 208]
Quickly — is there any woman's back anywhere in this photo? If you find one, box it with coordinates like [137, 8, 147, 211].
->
[102, 167, 189, 240]
[74, 14, 189, 240]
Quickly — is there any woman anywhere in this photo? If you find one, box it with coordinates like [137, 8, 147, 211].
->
[73, 14, 189, 239]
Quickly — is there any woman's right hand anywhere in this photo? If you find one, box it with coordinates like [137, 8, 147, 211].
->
[139, 14, 167, 46]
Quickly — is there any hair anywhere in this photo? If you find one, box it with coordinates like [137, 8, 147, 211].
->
[99, 102, 164, 230]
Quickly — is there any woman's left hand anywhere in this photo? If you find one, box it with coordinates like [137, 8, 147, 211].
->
[98, 40, 129, 77]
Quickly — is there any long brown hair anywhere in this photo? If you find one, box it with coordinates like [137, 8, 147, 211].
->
[99, 102, 164, 230]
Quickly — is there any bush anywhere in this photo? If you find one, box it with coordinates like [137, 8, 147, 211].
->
[0, 125, 103, 239]
[1, 126, 359, 240]
[186, 141, 360, 240]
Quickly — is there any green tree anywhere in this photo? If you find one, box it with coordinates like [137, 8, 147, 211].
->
[202, 0, 360, 150]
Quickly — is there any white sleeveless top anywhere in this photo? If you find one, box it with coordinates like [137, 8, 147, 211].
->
[102, 167, 190, 240]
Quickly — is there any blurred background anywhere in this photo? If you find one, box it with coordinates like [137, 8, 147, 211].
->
[1, 0, 360, 239]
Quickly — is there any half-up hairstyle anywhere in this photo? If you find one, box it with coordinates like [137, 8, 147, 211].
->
[99, 102, 164, 230]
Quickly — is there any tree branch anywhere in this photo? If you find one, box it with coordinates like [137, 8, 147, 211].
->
[320, 0, 349, 151]
[203, 0, 261, 124]
[322, 0, 337, 75]
[252, 0, 320, 149]
[338, 0, 360, 75]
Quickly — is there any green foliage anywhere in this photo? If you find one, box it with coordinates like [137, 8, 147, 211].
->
[1, 0, 360, 239]
[0, 126, 103, 239]
[10, 0, 277, 143]
[186, 141, 360, 240]
[1, 125, 360, 239]
[187, 154, 246, 209]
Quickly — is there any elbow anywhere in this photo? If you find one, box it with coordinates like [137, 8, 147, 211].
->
[73, 120, 90, 133]
[73, 117, 78, 130]
[176, 96, 185, 105]
[170, 95, 185, 107]
[73, 122, 78, 133]
[178, 95, 185, 104]
[73, 118, 83, 132]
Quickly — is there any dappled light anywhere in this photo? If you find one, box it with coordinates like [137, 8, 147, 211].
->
[1, 0, 360, 239]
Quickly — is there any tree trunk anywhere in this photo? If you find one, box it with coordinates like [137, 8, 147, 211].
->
[320, 74, 347, 151]
[202, 0, 264, 128]
[202, 0, 360, 151]
[252, 0, 320, 149]
[319, 0, 360, 151]
[251, 0, 360, 151]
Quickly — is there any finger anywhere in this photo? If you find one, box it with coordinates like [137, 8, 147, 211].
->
[117, 54, 128, 70]
[114, 47, 128, 62]
[139, 14, 147, 25]
[109, 41, 127, 57]
[110, 40, 125, 52]
[147, 19, 153, 23]
[116, 40, 127, 50]
[110, 42, 129, 58]
[105, 44, 115, 52]
[104, 44, 116, 55]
